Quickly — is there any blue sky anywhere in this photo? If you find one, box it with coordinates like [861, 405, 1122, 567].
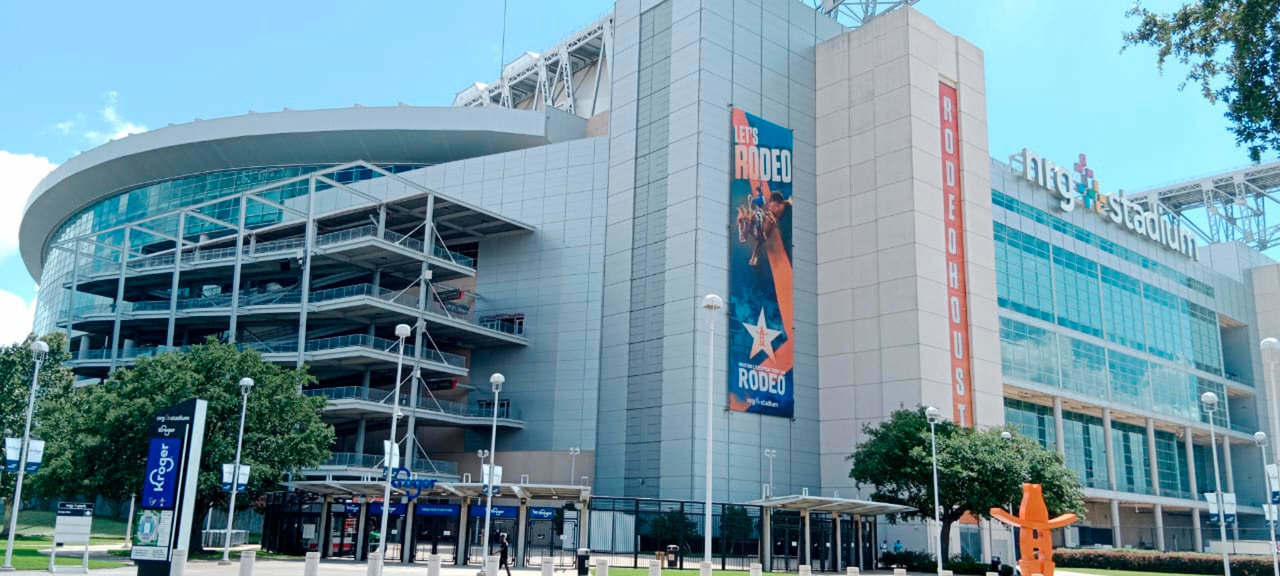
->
[0, 0, 1264, 343]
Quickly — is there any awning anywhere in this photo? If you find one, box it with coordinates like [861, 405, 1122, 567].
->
[283, 480, 591, 503]
[744, 495, 914, 516]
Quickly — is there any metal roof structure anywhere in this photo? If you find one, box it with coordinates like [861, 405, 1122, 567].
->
[1127, 159, 1280, 252]
[810, 0, 921, 28]
[745, 494, 914, 516]
[454, 13, 611, 118]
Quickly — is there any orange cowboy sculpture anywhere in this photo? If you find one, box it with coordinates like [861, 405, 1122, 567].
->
[990, 483, 1078, 576]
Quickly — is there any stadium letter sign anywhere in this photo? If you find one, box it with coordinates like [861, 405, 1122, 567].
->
[728, 108, 794, 418]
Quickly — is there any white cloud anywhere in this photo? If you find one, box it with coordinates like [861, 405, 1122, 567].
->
[53, 120, 74, 135]
[0, 289, 36, 346]
[0, 150, 57, 257]
[82, 91, 146, 146]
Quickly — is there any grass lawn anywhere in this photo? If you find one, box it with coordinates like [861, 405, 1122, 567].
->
[1064, 569, 1200, 576]
[8, 509, 129, 539]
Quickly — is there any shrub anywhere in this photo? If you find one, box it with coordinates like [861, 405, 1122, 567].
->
[1055, 548, 1276, 576]
[945, 554, 989, 575]
[881, 550, 937, 572]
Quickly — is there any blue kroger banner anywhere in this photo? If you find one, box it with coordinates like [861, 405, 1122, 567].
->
[728, 108, 795, 418]
[529, 507, 557, 520]
[416, 504, 460, 517]
[142, 437, 182, 510]
[368, 502, 406, 516]
[331, 503, 361, 515]
[469, 505, 518, 518]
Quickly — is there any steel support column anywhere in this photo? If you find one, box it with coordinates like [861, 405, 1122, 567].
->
[228, 195, 249, 343]
[1185, 427, 1203, 550]
[165, 212, 187, 348]
[294, 176, 317, 371]
[110, 228, 131, 370]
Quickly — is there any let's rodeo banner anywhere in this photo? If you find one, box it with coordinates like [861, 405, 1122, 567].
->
[728, 108, 794, 418]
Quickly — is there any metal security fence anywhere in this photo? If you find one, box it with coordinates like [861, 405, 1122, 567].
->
[588, 497, 763, 571]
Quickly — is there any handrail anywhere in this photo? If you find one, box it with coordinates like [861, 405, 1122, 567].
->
[320, 452, 459, 475]
[302, 386, 519, 420]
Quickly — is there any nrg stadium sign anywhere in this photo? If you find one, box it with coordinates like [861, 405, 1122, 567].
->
[1012, 149, 1199, 261]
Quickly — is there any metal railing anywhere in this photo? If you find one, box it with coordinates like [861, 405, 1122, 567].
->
[303, 334, 466, 368]
[303, 386, 519, 421]
[431, 244, 475, 268]
[319, 452, 459, 476]
[239, 340, 300, 354]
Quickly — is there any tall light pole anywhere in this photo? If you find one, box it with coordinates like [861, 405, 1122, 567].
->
[220, 377, 254, 565]
[1202, 391, 1231, 576]
[702, 294, 722, 565]
[568, 447, 580, 485]
[925, 406, 943, 575]
[482, 373, 504, 569]
[1255, 432, 1279, 576]
[764, 449, 777, 498]
[2, 340, 47, 571]
[376, 323, 412, 573]
[1262, 338, 1280, 461]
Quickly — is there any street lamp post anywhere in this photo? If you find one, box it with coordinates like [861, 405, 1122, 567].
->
[482, 373, 504, 570]
[764, 449, 777, 498]
[702, 294, 722, 566]
[1202, 391, 1231, 576]
[925, 406, 943, 575]
[2, 340, 47, 571]
[1255, 432, 1279, 576]
[1262, 338, 1280, 461]
[220, 377, 254, 565]
[376, 323, 412, 574]
[568, 447, 580, 485]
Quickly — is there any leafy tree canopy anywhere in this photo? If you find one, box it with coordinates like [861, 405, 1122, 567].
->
[1124, 0, 1280, 161]
[848, 407, 1084, 560]
[33, 339, 334, 547]
[0, 333, 76, 498]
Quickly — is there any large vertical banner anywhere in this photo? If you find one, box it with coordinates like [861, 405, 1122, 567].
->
[939, 83, 974, 427]
[728, 108, 794, 418]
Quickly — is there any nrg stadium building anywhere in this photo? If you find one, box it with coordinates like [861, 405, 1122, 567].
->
[19, 0, 1280, 568]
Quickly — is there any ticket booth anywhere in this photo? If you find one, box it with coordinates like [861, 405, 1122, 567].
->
[413, 503, 461, 563]
[365, 502, 408, 562]
[325, 502, 363, 559]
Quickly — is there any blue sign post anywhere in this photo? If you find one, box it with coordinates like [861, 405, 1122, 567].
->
[131, 399, 208, 576]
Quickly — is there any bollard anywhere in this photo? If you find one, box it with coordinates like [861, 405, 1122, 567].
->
[367, 552, 383, 576]
[799, 565, 812, 576]
[303, 551, 318, 576]
[428, 554, 442, 576]
[941, 571, 954, 576]
[487, 555, 500, 576]
[750, 562, 763, 576]
[648, 559, 662, 576]
[239, 550, 257, 576]
[699, 561, 712, 576]
[169, 549, 187, 576]
[986, 573, 999, 576]
[598, 558, 610, 576]
[847, 568, 860, 576]
[894, 569, 907, 576]
[546, 559, 558, 576]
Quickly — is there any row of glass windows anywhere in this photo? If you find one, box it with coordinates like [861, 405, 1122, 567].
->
[1005, 399, 1216, 501]
[995, 220, 1226, 378]
[992, 190, 1215, 298]
[1000, 316, 1230, 427]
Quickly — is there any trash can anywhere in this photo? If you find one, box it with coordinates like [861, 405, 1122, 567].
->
[577, 548, 590, 576]
[990, 556, 1001, 573]
[665, 545, 679, 569]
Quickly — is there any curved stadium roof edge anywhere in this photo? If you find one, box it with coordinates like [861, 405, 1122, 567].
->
[21, 105, 587, 279]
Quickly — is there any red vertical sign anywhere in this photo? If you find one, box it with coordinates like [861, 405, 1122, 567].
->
[939, 82, 973, 427]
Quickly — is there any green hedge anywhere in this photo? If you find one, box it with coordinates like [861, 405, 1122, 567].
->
[1055, 548, 1277, 576]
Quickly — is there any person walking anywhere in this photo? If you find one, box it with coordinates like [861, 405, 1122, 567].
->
[499, 533, 513, 576]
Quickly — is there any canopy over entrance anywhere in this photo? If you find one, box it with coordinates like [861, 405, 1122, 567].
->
[745, 494, 912, 516]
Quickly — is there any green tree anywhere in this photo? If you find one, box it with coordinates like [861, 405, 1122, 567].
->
[848, 407, 1084, 564]
[646, 508, 698, 552]
[719, 505, 754, 564]
[33, 339, 334, 549]
[0, 333, 75, 507]
[1124, 0, 1280, 162]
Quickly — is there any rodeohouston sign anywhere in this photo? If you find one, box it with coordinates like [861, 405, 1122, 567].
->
[1013, 148, 1199, 261]
[728, 108, 795, 418]
[939, 83, 974, 428]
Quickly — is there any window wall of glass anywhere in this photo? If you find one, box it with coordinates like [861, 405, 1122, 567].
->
[1005, 399, 1240, 504]
[32, 164, 421, 334]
